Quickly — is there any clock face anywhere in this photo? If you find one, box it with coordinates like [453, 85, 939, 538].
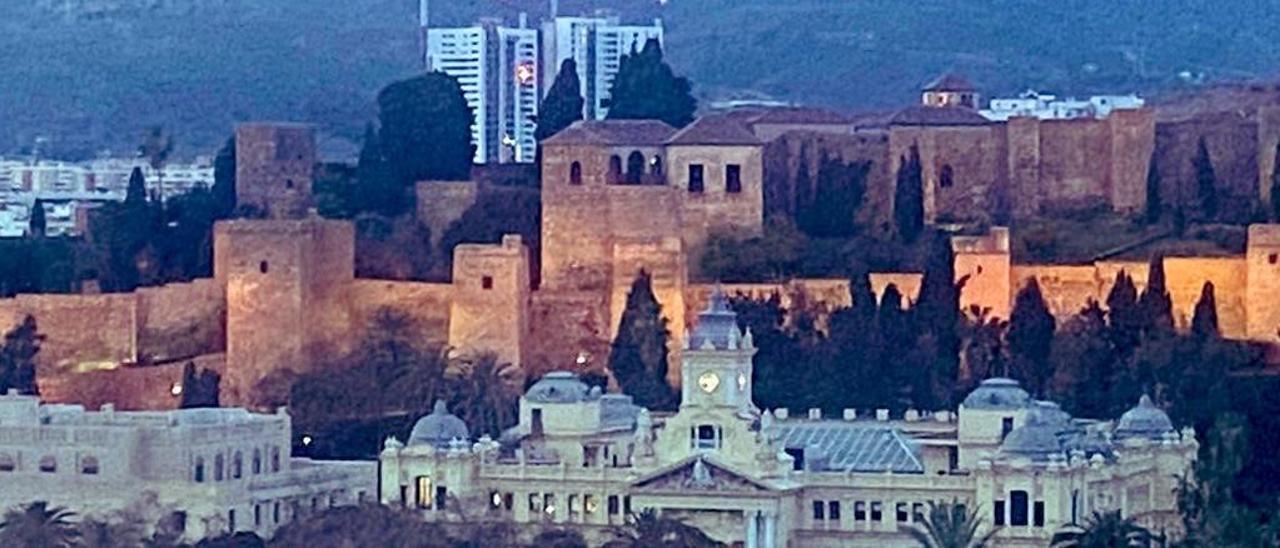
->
[698, 372, 720, 393]
[737, 372, 748, 391]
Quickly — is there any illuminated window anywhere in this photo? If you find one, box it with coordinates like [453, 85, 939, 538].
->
[80, 456, 99, 475]
[543, 494, 556, 519]
[584, 494, 598, 515]
[415, 476, 433, 508]
[529, 493, 543, 513]
[650, 156, 664, 177]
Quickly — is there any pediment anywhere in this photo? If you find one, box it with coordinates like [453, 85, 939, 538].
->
[631, 455, 772, 493]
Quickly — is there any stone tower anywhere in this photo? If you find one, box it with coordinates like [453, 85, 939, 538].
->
[235, 123, 316, 219]
[448, 234, 531, 370]
[1246, 224, 1280, 343]
[213, 219, 354, 407]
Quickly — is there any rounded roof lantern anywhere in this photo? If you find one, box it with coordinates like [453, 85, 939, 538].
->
[999, 408, 1064, 461]
[1115, 395, 1174, 440]
[408, 400, 470, 447]
[962, 378, 1031, 410]
[525, 371, 592, 403]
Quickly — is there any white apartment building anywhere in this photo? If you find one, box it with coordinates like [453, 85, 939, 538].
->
[0, 390, 374, 542]
[981, 90, 1145, 121]
[541, 15, 664, 121]
[0, 156, 213, 236]
[382, 292, 1197, 548]
[426, 16, 539, 165]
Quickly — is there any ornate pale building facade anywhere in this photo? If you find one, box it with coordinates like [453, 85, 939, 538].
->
[379, 293, 1197, 547]
[0, 390, 375, 542]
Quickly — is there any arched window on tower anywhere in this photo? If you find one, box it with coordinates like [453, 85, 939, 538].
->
[608, 155, 622, 182]
[569, 161, 583, 185]
[939, 164, 955, 188]
[625, 151, 645, 184]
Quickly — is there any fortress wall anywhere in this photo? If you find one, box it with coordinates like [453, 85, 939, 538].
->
[1012, 265, 1114, 320]
[415, 180, 479, 247]
[954, 228, 1013, 319]
[39, 354, 225, 412]
[349, 280, 454, 349]
[1163, 257, 1247, 336]
[528, 290, 612, 379]
[135, 279, 225, 364]
[541, 145, 617, 290]
[870, 274, 923, 307]
[450, 235, 531, 369]
[1247, 225, 1280, 342]
[0, 292, 138, 372]
[612, 238, 687, 385]
[1154, 113, 1260, 215]
[1108, 109, 1158, 212]
[1037, 118, 1113, 207]
[1004, 118, 1043, 216]
[765, 131, 893, 229]
[889, 126, 1002, 224]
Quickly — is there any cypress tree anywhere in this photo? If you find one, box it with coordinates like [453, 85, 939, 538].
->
[1106, 271, 1142, 359]
[877, 284, 912, 408]
[1193, 137, 1218, 220]
[535, 59, 585, 142]
[377, 72, 475, 184]
[125, 167, 148, 206]
[1191, 282, 1220, 340]
[914, 232, 961, 407]
[1138, 253, 1173, 336]
[608, 271, 675, 410]
[606, 38, 697, 128]
[212, 136, 236, 218]
[28, 199, 46, 237]
[894, 145, 924, 243]
[793, 145, 812, 222]
[356, 123, 405, 217]
[1271, 143, 1280, 221]
[0, 315, 43, 395]
[1144, 152, 1161, 225]
[1008, 278, 1056, 397]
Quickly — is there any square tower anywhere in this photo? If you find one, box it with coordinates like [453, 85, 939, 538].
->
[213, 219, 354, 407]
[449, 235, 531, 369]
[1247, 224, 1280, 343]
[235, 123, 316, 219]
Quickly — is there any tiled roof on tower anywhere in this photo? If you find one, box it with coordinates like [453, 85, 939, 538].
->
[541, 120, 676, 146]
[666, 115, 763, 146]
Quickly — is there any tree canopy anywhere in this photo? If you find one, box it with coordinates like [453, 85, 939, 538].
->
[608, 271, 676, 411]
[377, 72, 474, 185]
[606, 38, 697, 128]
[535, 59, 586, 142]
[894, 145, 925, 244]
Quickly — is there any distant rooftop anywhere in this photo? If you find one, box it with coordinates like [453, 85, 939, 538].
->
[541, 120, 676, 146]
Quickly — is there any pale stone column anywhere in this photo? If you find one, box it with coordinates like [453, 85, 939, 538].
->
[763, 512, 777, 548]
[745, 510, 758, 548]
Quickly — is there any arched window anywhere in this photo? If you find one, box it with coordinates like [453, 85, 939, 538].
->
[232, 451, 243, 479]
[608, 155, 622, 181]
[625, 151, 645, 184]
[214, 454, 225, 481]
[39, 455, 56, 473]
[569, 161, 583, 185]
[253, 449, 262, 475]
[0, 453, 15, 472]
[939, 164, 955, 188]
[194, 457, 205, 483]
[80, 456, 100, 475]
[270, 447, 281, 473]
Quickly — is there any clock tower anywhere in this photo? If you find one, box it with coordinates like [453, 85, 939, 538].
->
[680, 288, 757, 412]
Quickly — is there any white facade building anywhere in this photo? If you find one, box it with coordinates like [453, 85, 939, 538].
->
[0, 156, 214, 236]
[981, 90, 1145, 121]
[541, 15, 664, 121]
[381, 291, 1197, 548]
[0, 391, 374, 542]
[426, 16, 539, 165]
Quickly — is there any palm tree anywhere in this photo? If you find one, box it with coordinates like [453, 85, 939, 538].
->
[1050, 510, 1152, 548]
[78, 516, 144, 548]
[902, 499, 998, 548]
[605, 508, 723, 548]
[0, 501, 80, 548]
[448, 352, 522, 439]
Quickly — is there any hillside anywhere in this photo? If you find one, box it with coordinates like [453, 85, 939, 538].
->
[4, 0, 1280, 158]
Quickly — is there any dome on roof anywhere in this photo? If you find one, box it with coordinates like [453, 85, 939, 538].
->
[1033, 401, 1074, 430]
[962, 378, 1031, 410]
[408, 400, 469, 447]
[1115, 395, 1174, 440]
[525, 371, 592, 403]
[999, 408, 1065, 461]
[688, 288, 744, 351]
